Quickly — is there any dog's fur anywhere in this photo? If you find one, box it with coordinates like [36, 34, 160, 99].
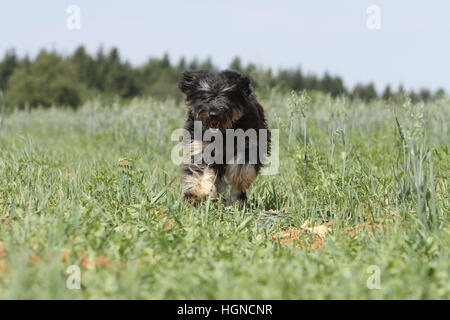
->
[178, 69, 269, 206]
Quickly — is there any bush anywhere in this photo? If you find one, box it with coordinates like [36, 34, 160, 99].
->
[5, 51, 84, 109]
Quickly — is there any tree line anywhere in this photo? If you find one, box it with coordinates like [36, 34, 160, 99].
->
[0, 46, 446, 109]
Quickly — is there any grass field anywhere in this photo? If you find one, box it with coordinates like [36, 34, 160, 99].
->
[0, 91, 448, 299]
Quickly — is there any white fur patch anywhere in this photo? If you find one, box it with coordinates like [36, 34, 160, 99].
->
[221, 85, 235, 92]
[182, 166, 217, 200]
[199, 80, 211, 91]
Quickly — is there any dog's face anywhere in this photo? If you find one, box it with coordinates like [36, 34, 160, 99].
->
[178, 70, 251, 132]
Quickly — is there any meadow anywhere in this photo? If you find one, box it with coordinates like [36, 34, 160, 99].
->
[0, 91, 448, 299]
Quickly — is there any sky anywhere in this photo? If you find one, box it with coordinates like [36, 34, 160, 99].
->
[1, 0, 449, 93]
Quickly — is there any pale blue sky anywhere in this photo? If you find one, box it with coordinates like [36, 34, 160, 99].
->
[1, 0, 449, 92]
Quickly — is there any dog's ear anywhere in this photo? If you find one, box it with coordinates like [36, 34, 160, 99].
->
[178, 70, 209, 95]
[221, 70, 251, 96]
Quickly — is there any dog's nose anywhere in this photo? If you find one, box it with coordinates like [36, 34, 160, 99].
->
[209, 111, 219, 119]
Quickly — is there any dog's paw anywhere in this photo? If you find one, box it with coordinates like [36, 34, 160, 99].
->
[223, 192, 247, 209]
[184, 191, 219, 206]
[184, 192, 202, 205]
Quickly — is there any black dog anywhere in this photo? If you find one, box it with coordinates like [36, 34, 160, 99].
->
[178, 70, 269, 207]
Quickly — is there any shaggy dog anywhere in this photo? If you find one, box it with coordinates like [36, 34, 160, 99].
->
[178, 70, 269, 206]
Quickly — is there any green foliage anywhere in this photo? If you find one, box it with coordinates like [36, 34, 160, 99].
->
[0, 50, 18, 91]
[352, 83, 378, 102]
[0, 47, 446, 110]
[5, 51, 83, 109]
[96, 48, 139, 98]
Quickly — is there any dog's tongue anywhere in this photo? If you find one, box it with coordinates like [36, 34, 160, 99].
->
[210, 120, 219, 129]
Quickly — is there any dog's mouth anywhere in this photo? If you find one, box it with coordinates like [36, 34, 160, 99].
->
[209, 119, 220, 131]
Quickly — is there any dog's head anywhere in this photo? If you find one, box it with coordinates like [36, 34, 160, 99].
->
[178, 70, 251, 132]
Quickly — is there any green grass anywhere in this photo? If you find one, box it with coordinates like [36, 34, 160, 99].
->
[0, 92, 448, 299]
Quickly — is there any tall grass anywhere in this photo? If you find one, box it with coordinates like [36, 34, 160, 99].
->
[0, 92, 448, 299]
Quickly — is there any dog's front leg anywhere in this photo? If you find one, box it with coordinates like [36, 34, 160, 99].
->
[214, 173, 229, 203]
[182, 164, 217, 204]
[225, 163, 257, 207]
